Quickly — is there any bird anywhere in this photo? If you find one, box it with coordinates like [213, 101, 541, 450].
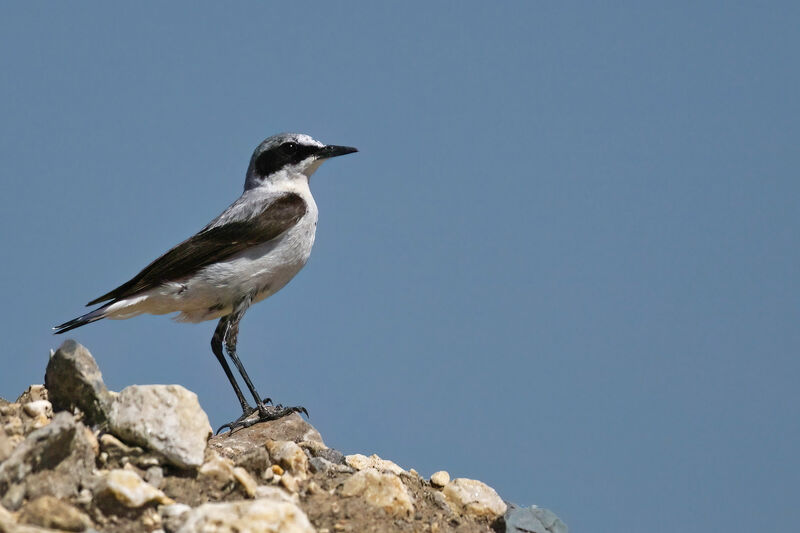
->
[54, 132, 357, 433]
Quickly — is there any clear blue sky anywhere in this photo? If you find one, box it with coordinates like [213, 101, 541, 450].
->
[1, 3, 798, 532]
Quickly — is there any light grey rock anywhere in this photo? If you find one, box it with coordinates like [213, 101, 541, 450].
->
[44, 340, 114, 426]
[430, 470, 450, 488]
[442, 477, 507, 519]
[94, 469, 172, 508]
[340, 469, 414, 517]
[265, 440, 309, 479]
[108, 384, 211, 469]
[176, 499, 315, 533]
[505, 503, 568, 533]
[345, 453, 407, 475]
[0, 412, 97, 510]
[17, 495, 92, 532]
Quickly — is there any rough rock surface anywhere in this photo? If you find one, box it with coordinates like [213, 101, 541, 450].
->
[44, 339, 114, 426]
[177, 499, 315, 533]
[340, 468, 415, 517]
[108, 384, 211, 469]
[443, 478, 508, 519]
[0, 342, 568, 532]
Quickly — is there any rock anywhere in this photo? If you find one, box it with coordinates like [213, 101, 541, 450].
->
[0, 412, 96, 510]
[17, 495, 92, 532]
[95, 469, 173, 508]
[442, 478, 507, 519]
[176, 499, 315, 533]
[208, 413, 324, 461]
[145, 465, 165, 489]
[504, 504, 568, 533]
[280, 472, 299, 493]
[309, 456, 353, 476]
[232, 466, 258, 498]
[312, 447, 345, 465]
[255, 485, 299, 503]
[21, 401, 51, 420]
[44, 340, 114, 425]
[199, 450, 236, 485]
[108, 384, 211, 469]
[430, 471, 450, 488]
[345, 453, 407, 476]
[233, 447, 272, 479]
[266, 440, 309, 479]
[15, 385, 47, 404]
[340, 469, 414, 517]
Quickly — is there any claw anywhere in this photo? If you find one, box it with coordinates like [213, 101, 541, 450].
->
[215, 403, 309, 434]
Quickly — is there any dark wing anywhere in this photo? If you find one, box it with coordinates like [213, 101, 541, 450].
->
[86, 193, 307, 305]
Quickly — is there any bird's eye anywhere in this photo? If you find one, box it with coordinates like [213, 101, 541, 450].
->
[283, 142, 297, 151]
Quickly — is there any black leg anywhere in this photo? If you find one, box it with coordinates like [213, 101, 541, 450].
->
[215, 292, 308, 434]
[223, 293, 267, 410]
[211, 317, 251, 413]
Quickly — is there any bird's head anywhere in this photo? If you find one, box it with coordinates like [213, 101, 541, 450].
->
[244, 133, 357, 191]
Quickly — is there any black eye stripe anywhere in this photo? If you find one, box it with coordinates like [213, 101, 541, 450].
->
[254, 143, 320, 176]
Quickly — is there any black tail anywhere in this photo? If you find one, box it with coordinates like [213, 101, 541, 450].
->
[53, 306, 108, 334]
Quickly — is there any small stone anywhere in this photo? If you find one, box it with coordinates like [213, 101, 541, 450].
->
[17, 495, 92, 532]
[108, 384, 211, 469]
[271, 464, 285, 476]
[254, 485, 298, 504]
[45, 340, 114, 425]
[312, 447, 346, 465]
[22, 400, 52, 420]
[442, 478, 507, 519]
[345, 453, 407, 476]
[160, 502, 192, 518]
[266, 440, 309, 479]
[280, 472, 299, 493]
[146, 465, 165, 489]
[95, 469, 173, 508]
[309, 456, 354, 475]
[176, 499, 315, 533]
[340, 469, 414, 517]
[199, 450, 235, 484]
[430, 471, 450, 488]
[233, 466, 258, 498]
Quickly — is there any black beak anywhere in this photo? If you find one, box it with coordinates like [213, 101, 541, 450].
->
[317, 144, 358, 159]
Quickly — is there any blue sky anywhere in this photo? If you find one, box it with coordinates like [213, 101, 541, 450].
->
[1, 3, 799, 532]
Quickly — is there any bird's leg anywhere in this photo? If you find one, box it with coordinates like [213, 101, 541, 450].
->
[216, 292, 308, 434]
[211, 317, 252, 414]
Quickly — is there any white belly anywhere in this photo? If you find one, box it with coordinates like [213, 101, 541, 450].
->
[105, 203, 318, 323]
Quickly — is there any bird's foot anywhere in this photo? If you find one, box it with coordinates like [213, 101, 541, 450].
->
[216, 402, 307, 434]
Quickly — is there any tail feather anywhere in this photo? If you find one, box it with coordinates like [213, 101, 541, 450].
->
[53, 306, 109, 334]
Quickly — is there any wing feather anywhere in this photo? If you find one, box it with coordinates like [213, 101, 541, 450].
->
[86, 193, 307, 305]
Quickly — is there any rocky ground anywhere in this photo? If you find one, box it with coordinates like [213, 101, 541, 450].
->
[0, 340, 566, 533]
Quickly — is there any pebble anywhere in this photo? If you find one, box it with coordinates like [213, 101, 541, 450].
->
[430, 470, 450, 488]
[95, 469, 173, 508]
[442, 477, 507, 518]
[345, 453, 407, 476]
[199, 450, 235, 484]
[340, 469, 414, 517]
[233, 466, 258, 498]
[176, 499, 315, 533]
[266, 439, 309, 479]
